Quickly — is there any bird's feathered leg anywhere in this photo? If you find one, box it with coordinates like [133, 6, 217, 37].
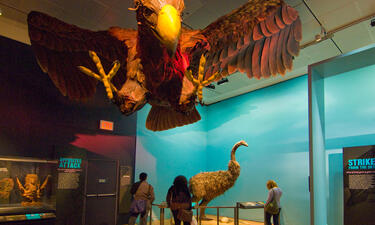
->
[198, 198, 213, 221]
[78, 51, 120, 100]
[185, 54, 221, 105]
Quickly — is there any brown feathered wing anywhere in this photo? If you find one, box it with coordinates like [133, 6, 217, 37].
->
[187, 0, 302, 81]
[27, 11, 137, 100]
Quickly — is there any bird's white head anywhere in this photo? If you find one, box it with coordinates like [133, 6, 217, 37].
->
[131, 0, 185, 55]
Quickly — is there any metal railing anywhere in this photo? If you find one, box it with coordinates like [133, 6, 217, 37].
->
[150, 204, 238, 225]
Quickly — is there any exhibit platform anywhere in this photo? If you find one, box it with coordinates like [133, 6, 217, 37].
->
[138, 214, 263, 225]
[0, 203, 55, 215]
[0, 203, 56, 224]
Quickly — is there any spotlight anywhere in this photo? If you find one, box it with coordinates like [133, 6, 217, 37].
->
[371, 18, 375, 27]
[314, 26, 326, 42]
[217, 78, 228, 85]
[315, 34, 322, 42]
[0, 8, 2, 16]
[205, 84, 215, 89]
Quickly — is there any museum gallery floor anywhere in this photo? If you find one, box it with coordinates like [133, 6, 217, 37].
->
[150, 214, 263, 225]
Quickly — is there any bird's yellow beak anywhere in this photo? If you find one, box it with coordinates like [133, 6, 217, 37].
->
[154, 4, 181, 56]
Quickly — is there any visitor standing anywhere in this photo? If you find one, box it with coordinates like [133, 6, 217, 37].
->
[264, 180, 282, 225]
[129, 172, 155, 225]
[166, 175, 193, 225]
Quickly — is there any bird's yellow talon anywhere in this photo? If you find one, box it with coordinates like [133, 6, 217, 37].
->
[78, 51, 120, 100]
[185, 54, 221, 105]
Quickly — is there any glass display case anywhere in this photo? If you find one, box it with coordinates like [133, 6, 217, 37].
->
[0, 157, 57, 222]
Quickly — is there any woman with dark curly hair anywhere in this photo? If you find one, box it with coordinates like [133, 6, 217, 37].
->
[166, 175, 192, 225]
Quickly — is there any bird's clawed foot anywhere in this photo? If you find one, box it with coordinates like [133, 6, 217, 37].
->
[78, 51, 120, 100]
[200, 216, 213, 221]
[185, 54, 221, 105]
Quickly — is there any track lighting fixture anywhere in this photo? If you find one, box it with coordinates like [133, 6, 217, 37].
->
[205, 84, 215, 89]
[315, 25, 327, 42]
[217, 78, 228, 85]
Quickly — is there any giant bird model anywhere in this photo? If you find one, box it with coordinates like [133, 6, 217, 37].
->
[189, 140, 248, 220]
[27, 0, 301, 131]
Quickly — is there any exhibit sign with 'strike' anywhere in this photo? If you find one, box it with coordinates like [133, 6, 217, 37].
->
[343, 145, 375, 225]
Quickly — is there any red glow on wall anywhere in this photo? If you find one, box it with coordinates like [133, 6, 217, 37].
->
[71, 134, 134, 159]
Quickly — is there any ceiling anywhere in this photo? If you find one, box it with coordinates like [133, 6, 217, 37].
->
[0, 0, 375, 104]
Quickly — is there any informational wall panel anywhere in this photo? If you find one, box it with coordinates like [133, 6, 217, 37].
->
[343, 145, 375, 225]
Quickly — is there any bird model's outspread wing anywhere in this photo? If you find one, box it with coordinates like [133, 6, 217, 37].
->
[26, 0, 302, 131]
[27, 11, 136, 100]
[184, 0, 301, 82]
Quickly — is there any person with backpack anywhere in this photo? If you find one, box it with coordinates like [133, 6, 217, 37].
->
[129, 172, 155, 225]
[264, 180, 283, 225]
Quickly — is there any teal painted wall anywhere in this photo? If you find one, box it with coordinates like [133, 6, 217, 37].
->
[136, 76, 311, 225]
[136, 104, 208, 219]
[205, 76, 310, 224]
[325, 64, 375, 147]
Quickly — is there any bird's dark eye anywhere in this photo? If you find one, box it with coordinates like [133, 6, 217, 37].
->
[143, 7, 154, 17]
[181, 12, 189, 21]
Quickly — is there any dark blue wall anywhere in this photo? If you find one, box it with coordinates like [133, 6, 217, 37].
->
[0, 35, 137, 163]
[0, 35, 137, 225]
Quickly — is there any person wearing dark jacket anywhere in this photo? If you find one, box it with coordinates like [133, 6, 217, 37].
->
[166, 175, 192, 225]
[129, 172, 155, 225]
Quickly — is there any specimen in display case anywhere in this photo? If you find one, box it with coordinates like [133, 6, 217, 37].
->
[0, 158, 57, 215]
[16, 174, 51, 206]
[189, 140, 248, 219]
[27, 0, 301, 131]
[0, 178, 14, 204]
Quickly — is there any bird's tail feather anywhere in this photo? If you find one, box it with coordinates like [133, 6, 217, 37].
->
[146, 106, 201, 131]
